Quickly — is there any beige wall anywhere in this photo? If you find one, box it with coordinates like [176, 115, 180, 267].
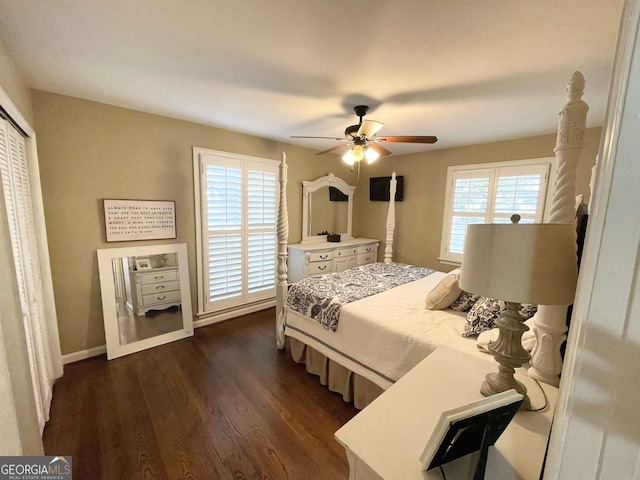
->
[31, 90, 343, 355]
[0, 36, 34, 125]
[31, 89, 601, 356]
[352, 128, 602, 271]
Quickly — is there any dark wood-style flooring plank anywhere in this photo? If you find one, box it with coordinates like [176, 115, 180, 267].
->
[43, 308, 358, 479]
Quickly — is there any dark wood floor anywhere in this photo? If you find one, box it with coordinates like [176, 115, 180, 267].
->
[43, 308, 358, 479]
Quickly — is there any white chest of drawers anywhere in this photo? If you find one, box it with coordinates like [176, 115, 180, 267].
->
[287, 238, 380, 283]
[129, 266, 182, 315]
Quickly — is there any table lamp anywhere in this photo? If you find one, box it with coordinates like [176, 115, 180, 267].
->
[459, 219, 578, 408]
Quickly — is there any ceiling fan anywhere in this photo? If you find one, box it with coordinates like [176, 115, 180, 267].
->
[291, 105, 437, 166]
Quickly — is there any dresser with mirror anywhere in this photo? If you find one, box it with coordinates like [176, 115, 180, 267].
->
[287, 173, 379, 283]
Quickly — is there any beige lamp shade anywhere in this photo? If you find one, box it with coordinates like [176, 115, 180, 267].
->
[459, 223, 578, 305]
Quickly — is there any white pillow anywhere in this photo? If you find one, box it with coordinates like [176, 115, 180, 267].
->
[425, 269, 462, 310]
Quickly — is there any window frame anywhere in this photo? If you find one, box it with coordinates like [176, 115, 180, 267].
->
[193, 147, 279, 317]
[439, 157, 557, 265]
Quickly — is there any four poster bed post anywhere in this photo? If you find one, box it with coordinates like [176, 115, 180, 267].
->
[528, 71, 589, 386]
[384, 172, 397, 264]
[275, 152, 289, 350]
[275, 71, 588, 389]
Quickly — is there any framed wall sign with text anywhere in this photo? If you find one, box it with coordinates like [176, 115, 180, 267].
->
[104, 199, 176, 242]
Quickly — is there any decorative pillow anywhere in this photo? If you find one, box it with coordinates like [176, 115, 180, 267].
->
[425, 269, 462, 310]
[450, 291, 481, 312]
[462, 297, 506, 337]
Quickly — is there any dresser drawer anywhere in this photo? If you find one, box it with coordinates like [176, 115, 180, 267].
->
[357, 253, 376, 265]
[141, 280, 179, 296]
[142, 290, 181, 306]
[138, 269, 179, 284]
[309, 251, 333, 262]
[335, 247, 358, 258]
[308, 261, 333, 276]
[357, 244, 377, 254]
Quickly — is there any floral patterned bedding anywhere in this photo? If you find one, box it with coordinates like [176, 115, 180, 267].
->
[285, 262, 435, 331]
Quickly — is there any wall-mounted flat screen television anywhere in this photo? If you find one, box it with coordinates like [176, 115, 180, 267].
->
[370, 176, 404, 201]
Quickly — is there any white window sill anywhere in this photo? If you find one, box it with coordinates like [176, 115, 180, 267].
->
[437, 257, 462, 267]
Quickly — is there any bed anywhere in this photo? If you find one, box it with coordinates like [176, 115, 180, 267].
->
[275, 72, 589, 408]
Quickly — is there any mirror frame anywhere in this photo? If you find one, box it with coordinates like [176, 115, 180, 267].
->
[97, 242, 194, 359]
[301, 173, 356, 244]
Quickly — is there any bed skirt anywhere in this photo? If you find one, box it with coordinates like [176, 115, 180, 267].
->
[288, 337, 384, 409]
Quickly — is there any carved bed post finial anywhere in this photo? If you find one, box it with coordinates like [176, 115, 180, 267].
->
[276, 151, 289, 349]
[528, 72, 588, 386]
[384, 172, 397, 264]
[549, 71, 589, 224]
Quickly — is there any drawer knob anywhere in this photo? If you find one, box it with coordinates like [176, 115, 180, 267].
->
[157, 295, 166, 300]
[366, 256, 371, 261]
[155, 275, 164, 280]
[320, 254, 328, 259]
[318, 265, 326, 271]
[156, 285, 165, 290]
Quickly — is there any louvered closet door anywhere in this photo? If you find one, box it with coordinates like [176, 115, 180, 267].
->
[0, 119, 54, 428]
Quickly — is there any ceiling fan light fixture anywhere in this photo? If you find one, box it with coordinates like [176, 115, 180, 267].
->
[351, 145, 365, 162]
[342, 150, 355, 165]
[365, 147, 380, 164]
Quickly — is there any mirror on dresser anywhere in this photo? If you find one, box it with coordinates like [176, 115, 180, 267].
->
[301, 173, 356, 244]
[289, 173, 380, 283]
[309, 186, 350, 238]
[97, 243, 194, 359]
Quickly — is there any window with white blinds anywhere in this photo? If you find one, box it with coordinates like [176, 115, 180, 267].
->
[440, 159, 552, 264]
[195, 149, 278, 313]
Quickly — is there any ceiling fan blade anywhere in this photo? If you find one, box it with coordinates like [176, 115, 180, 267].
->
[367, 142, 392, 157]
[357, 120, 384, 139]
[376, 135, 438, 144]
[290, 135, 345, 140]
[316, 144, 351, 155]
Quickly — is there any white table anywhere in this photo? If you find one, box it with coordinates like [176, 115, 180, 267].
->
[335, 346, 558, 480]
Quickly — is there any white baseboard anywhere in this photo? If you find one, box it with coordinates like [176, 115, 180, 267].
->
[62, 300, 275, 364]
[62, 345, 107, 364]
[193, 299, 275, 328]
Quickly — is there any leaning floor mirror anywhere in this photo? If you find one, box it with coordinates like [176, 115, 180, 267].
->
[97, 243, 194, 359]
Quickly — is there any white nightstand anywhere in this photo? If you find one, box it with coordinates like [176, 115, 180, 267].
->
[335, 346, 558, 480]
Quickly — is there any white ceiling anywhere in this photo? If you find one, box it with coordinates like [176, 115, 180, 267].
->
[0, 0, 625, 155]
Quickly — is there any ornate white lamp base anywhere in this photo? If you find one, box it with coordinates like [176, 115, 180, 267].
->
[482, 301, 532, 410]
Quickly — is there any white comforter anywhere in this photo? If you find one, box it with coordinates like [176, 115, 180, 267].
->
[285, 271, 493, 389]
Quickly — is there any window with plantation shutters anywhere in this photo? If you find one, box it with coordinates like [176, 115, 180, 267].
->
[194, 148, 278, 314]
[246, 170, 276, 294]
[440, 158, 553, 264]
